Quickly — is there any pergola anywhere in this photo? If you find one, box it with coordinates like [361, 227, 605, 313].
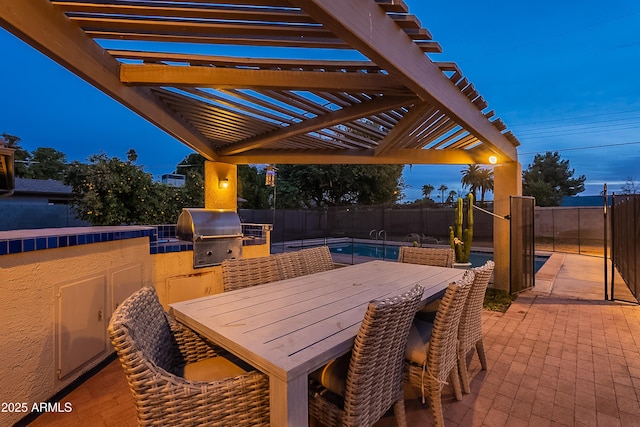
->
[0, 0, 523, 289]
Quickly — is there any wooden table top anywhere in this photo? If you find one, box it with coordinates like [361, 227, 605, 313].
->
[169, 260, 466, 381]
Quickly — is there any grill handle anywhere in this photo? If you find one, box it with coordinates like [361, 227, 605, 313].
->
[196, 234, 243, 240]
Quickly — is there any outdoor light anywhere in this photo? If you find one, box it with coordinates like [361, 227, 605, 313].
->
[488, 155, 498, 165]
[265, 165, 277, 226]
[265, 165, 276, 187]
[218, 178, 229, 189]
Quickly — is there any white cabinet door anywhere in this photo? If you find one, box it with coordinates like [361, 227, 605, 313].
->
[111, 264, 143, 313]
[57, 276, 106, 379]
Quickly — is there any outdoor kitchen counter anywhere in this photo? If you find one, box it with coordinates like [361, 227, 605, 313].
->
[0, 226, 157, 256]
[0, 224, 269, 257]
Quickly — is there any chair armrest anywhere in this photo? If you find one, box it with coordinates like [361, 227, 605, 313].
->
[168, 315, 228, 363]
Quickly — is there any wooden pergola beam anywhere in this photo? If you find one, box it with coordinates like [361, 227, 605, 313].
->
[220, 95, 416, 155]
[220, 148, 487, 165]
[289, 0, 518, 161]
[0, 0, 217, 160]
[120, 63, 410, 93]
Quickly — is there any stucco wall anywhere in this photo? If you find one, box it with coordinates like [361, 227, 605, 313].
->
[0, 238, 152, 426]
[0, 223, 271, 425]
[535, 206, 605, 239]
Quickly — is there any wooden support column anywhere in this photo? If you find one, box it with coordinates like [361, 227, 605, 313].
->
[493, 161, 522, 292]
[204, 161, 237, 211]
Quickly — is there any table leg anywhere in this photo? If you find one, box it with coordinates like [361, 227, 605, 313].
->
[270, 374, 308, 426]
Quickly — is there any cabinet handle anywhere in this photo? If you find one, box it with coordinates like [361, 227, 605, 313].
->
[98, 310, 103, 321]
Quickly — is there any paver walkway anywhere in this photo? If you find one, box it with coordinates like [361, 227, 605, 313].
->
[377, 253, 640, 426]
[26, 254, 640, 427]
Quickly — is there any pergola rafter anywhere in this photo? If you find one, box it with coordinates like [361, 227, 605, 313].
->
[0, 0, 520, 166]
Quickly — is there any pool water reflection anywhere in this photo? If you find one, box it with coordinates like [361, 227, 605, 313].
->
[329, 242, 548, 272]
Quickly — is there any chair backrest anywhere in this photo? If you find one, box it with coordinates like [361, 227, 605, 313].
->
[426, 272, 474, 386]
[299, 246, 334, 274]
[273, 251, 306, 280]
[342, 285, 423, 426]
[108, 287, 183, 376]
[221, 255, 280, 291]
[459, 260, 494, 351]
[398, 246, 455, 268]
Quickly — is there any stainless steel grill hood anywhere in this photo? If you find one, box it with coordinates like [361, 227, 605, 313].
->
[176, 208, 243, 268]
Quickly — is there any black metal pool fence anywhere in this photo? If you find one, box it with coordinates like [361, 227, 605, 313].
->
[610, 194, 640, 301]
[239, 204, 609, 256]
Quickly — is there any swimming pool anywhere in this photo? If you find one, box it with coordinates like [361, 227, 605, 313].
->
[329, 242, 548, 271]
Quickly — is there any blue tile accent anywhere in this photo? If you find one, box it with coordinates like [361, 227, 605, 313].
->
[36, 238, 47, 250]
[0, 227, 182, 257]
[23, 239, 35, 252]
[9, 240, 22, 254]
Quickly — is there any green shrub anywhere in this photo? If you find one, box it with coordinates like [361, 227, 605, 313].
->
[483, 288, 516, 313]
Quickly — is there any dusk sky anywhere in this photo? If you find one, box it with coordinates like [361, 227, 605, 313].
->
[1, 0, 640, 202]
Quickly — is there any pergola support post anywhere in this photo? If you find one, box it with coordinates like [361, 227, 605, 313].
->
[493, 161, 522, 292]
[205, 161, 237, 212]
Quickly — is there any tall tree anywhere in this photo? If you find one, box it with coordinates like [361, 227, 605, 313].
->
[65, 152, 159, 225]
[522, 151, 586, 206]
[476, 167, 494, 206]
[275, 164, 404, 208]
[446, 190, 457, 204]
[460, 164, 483, 202]
[1, 133, 30, 177]
[237, 165, 270, 209]
[437, 184, 448, 204]
[175, 153, 205, 177]
[24, 147, 68, 180]
[421, 184, 435, 200]
[620, 176, 638, 195]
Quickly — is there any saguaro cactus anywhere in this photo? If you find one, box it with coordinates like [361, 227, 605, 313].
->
[449, 193, 474, 263]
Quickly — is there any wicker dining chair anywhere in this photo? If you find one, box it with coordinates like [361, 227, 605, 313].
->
[308, 285, 424, 427]
[404, 272, 474, 426]
[221, 255, 280, 291]
[108, 287, 270, 426]
[458, 260, 494, 393]
[299, 246, 335, 274]
[397, 246, 455, 268]
[273, 251, 306, 280]
[399, 246, 456, 319]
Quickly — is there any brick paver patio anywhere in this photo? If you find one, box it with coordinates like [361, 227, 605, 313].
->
[26, 255, 640, 427]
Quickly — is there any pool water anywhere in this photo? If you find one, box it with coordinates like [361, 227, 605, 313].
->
[329, 243, 548, 272]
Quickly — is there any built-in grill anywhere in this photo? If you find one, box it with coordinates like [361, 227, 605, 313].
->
[176, 208, 243, 268]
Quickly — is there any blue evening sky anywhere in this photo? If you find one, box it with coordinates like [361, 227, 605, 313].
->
[1, 1, 640, 201]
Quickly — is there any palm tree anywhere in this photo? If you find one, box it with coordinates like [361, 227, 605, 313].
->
[446, 190, 457, 205]
[461, 164, 494, 206]
[460, 165, 482, 202]
[437, 184, 448, 205]
[477, 168, 494, 206]
[421, 184, 435, 200]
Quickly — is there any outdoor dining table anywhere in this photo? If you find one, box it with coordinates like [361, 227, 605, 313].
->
[169, 259, 466, 426]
